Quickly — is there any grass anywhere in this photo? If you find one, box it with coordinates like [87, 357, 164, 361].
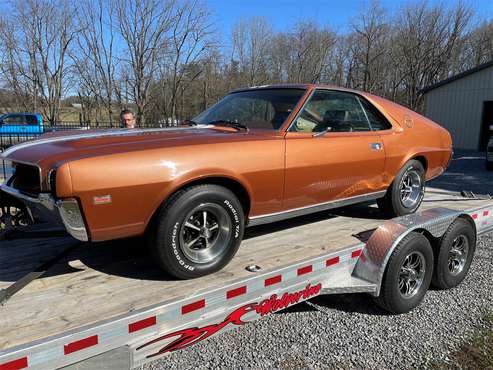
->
[432, 312, 493, 369]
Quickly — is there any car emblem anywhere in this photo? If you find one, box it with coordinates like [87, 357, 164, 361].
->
[93, 195, 112, 205]
[403, 114, 414, 128]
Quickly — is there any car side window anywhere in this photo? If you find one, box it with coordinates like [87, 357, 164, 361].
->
[358, 97, 392, 131]
[290, 90, 371, 133]
[25, 115, 38, 125]
[1, 114, 37, 126]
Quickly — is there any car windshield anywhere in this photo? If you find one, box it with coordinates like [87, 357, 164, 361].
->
[193, 88, 306, 130]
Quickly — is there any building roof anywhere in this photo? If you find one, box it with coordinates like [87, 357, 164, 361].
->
[420, 60, 493, 94]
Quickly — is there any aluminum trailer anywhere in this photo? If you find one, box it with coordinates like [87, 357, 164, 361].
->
[1, 190, 492, 370]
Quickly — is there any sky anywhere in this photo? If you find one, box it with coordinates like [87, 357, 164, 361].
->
[207, 0, 493, 43]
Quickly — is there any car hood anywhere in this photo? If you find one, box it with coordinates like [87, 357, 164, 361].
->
[1, 125, 260, 170]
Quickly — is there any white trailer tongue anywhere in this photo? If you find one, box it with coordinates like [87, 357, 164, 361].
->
[1, 190, 492, 370]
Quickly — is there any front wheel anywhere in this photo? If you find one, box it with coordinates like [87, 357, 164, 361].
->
[378, 159, 425, 218]
[148, 184, 245, 279]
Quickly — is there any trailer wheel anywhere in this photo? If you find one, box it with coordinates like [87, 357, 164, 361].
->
[149, 184, 245, 279]
[431, 218, 476, 290]
[375, 232, 433, 314]
[486, 161, 493, 171]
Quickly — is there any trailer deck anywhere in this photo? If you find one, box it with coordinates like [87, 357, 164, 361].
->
[1, 189, 493, 369]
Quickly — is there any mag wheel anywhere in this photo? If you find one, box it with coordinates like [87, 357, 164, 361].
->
[149, 184, 245, 279]
[378, 160, 425, 218]
[179, 203, 232, 264]
[432, 218, 476, 290]
[375, 232, 433, 314]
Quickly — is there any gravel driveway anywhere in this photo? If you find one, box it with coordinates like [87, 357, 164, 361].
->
[143, 151, 493, 370]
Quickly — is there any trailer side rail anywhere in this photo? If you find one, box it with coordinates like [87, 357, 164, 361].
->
[1, 203, 492, 370]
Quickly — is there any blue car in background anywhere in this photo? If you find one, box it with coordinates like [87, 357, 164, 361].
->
[0, 113, 44, 135]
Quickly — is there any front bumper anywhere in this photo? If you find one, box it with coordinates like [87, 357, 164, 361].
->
[0, 184, 88, 241]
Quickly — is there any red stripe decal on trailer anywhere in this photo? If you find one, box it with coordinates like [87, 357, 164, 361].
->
[181, 299, 205, 314]
[128, 316, 157, 333]
[0, 357, 28, 370]
[226, 286, 247, 299]
[264, 275, 282, 286]
[297, 265, 313, 276]
[64, 335, 98, 355]
[352, 250, 362, 258]
[326, 256, 340, 266]
[472, 213, 478, 219]
[483, 211, 489, 216]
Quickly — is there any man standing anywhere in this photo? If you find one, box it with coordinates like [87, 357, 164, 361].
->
[120, 109, 136, 129]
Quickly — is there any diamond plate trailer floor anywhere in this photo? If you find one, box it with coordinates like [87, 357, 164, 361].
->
[1, 190, 492, 369]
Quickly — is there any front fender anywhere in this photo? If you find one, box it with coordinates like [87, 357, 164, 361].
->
[146, 168, 254, 227]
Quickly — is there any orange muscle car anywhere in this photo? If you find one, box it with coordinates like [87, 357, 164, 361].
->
[0, 84, 452, 278]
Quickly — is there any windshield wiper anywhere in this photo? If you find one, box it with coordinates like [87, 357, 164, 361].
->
[207, 120, 249, 131]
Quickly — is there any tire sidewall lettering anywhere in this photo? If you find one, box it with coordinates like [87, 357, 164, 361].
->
[171, 221, 195, 271]
[223, 199, 241, 239]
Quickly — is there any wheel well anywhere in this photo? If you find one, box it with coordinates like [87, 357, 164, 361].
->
[173, 177, 251, 216]
[412, 155, 428, 172]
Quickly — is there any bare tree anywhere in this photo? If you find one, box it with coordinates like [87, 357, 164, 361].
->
[350, 1, 388, 93]
[393, 2, 472, 109]
[73, 0, 119, 125]
[232, 17, 272, 86]
[166, 0, 214, 120]
[0, 0, 77, 123]
[115, 0, 175, 124]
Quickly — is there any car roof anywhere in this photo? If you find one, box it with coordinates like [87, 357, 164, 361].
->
[230, 83, 367, 96]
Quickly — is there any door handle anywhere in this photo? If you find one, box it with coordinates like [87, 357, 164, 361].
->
[370, 142, 383, 150]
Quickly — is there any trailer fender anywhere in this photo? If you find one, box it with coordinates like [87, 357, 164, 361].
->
[353, 207, 486, 297]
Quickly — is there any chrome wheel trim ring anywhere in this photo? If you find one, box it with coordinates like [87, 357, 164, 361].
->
[448, 235, 469, 276]
[398, 251, 426, 299]
[179, 203, 232, 264]
[400, 169, 423, 208]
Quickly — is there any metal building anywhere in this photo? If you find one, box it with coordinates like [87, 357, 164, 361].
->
[421, 60, 493, 150]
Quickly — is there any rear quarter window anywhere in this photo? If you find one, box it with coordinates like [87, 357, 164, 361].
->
[358, 97, 393, 131]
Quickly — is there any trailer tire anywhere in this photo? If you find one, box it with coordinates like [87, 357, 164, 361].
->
[149, 184, 245, 279]
[375, 232, 433, 314]
[486, 161, 493, 171]
[378, 160, 425, 218]
[431, 218, 476, 290]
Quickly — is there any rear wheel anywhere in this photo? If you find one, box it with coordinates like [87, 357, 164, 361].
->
[375, 232, 433, 314]
[486, 161, 493, 171]
[148, 184, 245, 279]
[378, 160, 425, 218]
[431, 218, 476, 290]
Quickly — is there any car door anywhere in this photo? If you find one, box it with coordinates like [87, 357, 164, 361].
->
[283, 89, 386, 211]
